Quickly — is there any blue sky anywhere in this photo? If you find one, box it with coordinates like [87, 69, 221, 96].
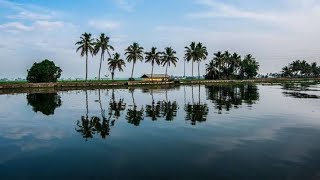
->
[0, 0, 320, 79]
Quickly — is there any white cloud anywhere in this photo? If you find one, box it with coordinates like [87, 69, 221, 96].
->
[7, 11, 54, 20]
[88, 20, 121, 31]
[114, 0, 137, 12]
[34, 20, 65, 30]
[0, 22, 33, 31]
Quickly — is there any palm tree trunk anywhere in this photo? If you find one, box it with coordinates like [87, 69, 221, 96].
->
[98, 89, 105, 120]
[192, 86, 194, 104]
[151, 64, 154, 82]
[85, 52, 88, 82]
[192, 60, 194, 77]
[112, 70, 114, 81]
[165, 64, 168, 81]
[198, 61, 200, 80]
[98, 52, 103, 81]
[184, 59, 186, 78]
[131, 62, 135, 79]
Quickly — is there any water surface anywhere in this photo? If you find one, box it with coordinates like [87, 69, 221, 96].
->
[0, 83, 320, 179]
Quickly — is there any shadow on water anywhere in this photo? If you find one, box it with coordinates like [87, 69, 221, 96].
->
[205, 84, 260, 113]
[26, 93, 62, 116]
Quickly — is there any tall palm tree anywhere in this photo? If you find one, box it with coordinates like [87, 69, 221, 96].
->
[94, 33, 114, 80]
[75, 33, 95, 81]
[108, 53, 126, 81]
[213, 51, 223, 80]
[125, 42, 144, 80]
[161, 47, 179, 76]
[145, 47, 162, 81]
[184, 42, 197, 77]
[195, 42, 208, 80]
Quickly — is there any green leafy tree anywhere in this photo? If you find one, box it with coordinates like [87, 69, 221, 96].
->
[240, 54, 259, 79]
[27, 59, 62, 83]
[108, 53, 126, 81]
[145, 47, 162, 81]
[161, 47, 179, 76]
[94, 33, 114, 80]
[76, 32, 95, 81]
[125, 42, 144, 80]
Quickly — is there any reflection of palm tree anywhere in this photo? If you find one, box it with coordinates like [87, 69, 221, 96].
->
[126, 89, 144, 126]
[145, 89, 161, 121]
[109, 89, 126, 121]
[206, 84, 259, 113]
[160, 101, 178, 121]
[76, 90, 111, 141]
[184, 85, 209, 125]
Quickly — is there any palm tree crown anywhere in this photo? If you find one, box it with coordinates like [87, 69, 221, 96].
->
[125, 42, 144, 79]
[195, 42, 208, 79]
[184, 42, 197, 77]
[145, 47, 162, 81]
[161, 47, 179, 76]
[108, 53, 126, 81]
[75, 32, 95, 81]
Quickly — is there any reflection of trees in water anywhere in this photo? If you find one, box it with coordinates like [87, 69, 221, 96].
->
[206, 84, 259, 113]
[76, 90, 111, 141]
[160, 101, 178, 121]
[27, 93, 62, 116]
[184, 85, 209, 125]
[281, 82, 320, 99]
[109, 89, 126, 125]
[76, 116, 110, 141]
[145, 89, 178, 121]
[126, 89, 144, 126]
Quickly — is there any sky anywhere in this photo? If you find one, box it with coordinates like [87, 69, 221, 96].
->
[0, 0, 320, 79]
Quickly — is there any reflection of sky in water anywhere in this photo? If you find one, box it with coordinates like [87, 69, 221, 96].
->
[0, 84, 320, 179]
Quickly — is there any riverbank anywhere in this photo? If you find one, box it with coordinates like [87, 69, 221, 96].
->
[0, 78, 319, 94]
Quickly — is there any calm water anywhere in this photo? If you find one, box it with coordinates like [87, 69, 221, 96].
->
[0, 83, 320, 179]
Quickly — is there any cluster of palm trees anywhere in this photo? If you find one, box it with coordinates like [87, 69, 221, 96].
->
[282, 60, 320, 78]
[205, 51, 259, 80]
[75, 33, 179, 81]
[75, 32, 259, 81]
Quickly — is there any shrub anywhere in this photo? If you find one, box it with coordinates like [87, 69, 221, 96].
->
[27, 59, 62, 83]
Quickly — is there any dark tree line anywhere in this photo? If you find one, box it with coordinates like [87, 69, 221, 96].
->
[282, 60, 320, 78]
[205, 51, 259, 80]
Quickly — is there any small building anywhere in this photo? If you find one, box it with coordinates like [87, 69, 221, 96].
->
[141, 74, 170, 82]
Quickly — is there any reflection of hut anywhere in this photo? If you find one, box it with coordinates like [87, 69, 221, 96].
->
[141, 74, 170, 82]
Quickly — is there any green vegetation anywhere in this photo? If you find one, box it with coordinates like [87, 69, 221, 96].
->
[94, 33, 114, 80]
[205, 51, 259, 80]
[161, 47, 179, 76]
[145, 47, 162, 81]
[281, 60, 320, 78]
[75, 33, 95, 82]
[108, 53, 126, 81]
[125, 42, 144, 81]
[27, 59, 62, 83]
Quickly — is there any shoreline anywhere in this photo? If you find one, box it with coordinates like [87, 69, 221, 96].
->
[0, 78, 319, 95]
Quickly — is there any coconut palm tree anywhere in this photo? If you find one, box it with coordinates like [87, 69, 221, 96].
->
[195, 42, 208, 80]
[75, 33, 95, 81]
[145, 47, 162, 81]
[184, 42, 197, 77]
[213, 51, 223, 80]
[108, 53, 126, 81]
[161, 47, 179, 76]
[94, 33, 114, 80]
[125, 42, 144, 80]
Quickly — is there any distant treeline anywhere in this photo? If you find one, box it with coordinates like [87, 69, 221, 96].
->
[282, 60, 320, 78]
